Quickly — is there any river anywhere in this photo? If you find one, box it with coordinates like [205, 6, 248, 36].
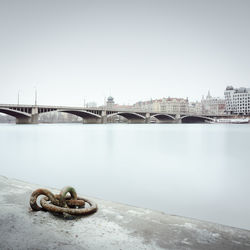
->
[0, 123, 249, 230]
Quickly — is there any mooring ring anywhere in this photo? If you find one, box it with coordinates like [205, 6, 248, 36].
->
[54, 194, 85, 208]
[30, 188, 58, 211]
[59, 186, 78, 207]
[40, 196, 97, 215]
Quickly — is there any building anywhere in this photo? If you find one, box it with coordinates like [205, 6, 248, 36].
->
[201, 91, 225, 115]
[224, 86, 250, 115]
[160, 97, 189, 114]
[133, 99, 156, 111]
[106, 96, 115, 109]
[189, 101, 202, 114]
[133, 97, 189, 113]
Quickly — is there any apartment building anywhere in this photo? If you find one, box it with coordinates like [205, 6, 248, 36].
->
[224, 86, 250, 115]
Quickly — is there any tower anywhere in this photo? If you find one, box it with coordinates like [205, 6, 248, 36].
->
[106, 96, 115, 109]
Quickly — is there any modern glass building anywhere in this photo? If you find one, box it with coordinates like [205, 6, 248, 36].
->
[224, 86, 250, 115]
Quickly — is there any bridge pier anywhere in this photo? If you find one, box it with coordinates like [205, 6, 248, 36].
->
[16, 114, 39, 124]
[101, 110, 107, 124]
[174, 114, 182, 124]
[172, 119, 182, 124]
[16, 108, 39, 124]
[127, 119, 145, 124]
[83, 118, 102, 124]
[157, 119, 176, 124]
[145, 113, 150, 124]
[174, 118, 182, 124]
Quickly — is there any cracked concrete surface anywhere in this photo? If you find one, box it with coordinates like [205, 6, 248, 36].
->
[0, 175, 250, 250]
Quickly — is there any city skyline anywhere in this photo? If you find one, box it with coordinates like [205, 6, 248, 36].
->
[0, 86, 236, 107]
[0, 89, 225, 107]
[1, 0, 250, 106]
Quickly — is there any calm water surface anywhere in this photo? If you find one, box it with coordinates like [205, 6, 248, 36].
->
[0, 123, 249, 230]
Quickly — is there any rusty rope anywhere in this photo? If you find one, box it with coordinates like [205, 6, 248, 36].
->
[30, 186, 97, 216]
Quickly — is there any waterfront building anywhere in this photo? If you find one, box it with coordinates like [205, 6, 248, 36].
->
[224, 86, 250, 115]
[160, 97, 189, 114]
[133, 99, 155, 111]
[133, 97, 188, 113]
[132, 91, 226, 115]
[152, 99, 161, 112]
[189, 101, 202, 114]
[201, 91, 225, 115]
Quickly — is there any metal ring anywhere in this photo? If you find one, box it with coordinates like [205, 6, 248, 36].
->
[40, 196, 97, 215]
[54, 194, 85, 208]
[59, 186, 77, 207]
[30, 188, 58, 211]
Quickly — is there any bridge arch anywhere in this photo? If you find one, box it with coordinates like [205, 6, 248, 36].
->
[181, 115, 214, 123]
[151, 114, 175, 121]
[107, 112, 146, 120]
[58, 109, 101, 119]
[0, 108, 31, 119]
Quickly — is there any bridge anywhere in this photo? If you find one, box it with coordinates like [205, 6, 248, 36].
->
[0, 104, 230, 124]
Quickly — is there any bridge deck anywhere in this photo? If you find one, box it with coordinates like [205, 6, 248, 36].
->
[0, 104, 229, 117]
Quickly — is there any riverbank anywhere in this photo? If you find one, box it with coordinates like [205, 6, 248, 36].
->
[0, 175, 249, 250]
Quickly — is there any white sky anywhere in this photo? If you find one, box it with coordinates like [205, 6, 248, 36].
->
[0, 0, 250, 106]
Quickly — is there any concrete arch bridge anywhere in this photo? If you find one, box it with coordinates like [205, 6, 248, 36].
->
[0, 104, 227, 124]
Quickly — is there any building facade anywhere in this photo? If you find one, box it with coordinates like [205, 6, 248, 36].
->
[133, 97, 189, 114]
[160, 97, 189, 114]
[133, 99, 158, 111]
[201, 91, 225, 115]
[224, 86, 250, 115]
[188, 101, 202, 114]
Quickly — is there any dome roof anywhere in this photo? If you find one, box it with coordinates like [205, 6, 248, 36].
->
[107, 96, 114, 101]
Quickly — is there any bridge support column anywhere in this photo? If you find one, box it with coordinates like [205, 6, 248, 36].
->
[16, 108, 39, 124]
[101, 110, 107, 124]
[83, 118, 102, 124]
[128, 119, 145, 124]
[175, 119, 182, 124]
[174, 113, 182, 124]
[157, 119, 175, 124]
[145, 113, 150, 124]
[16, 115, 38, 124]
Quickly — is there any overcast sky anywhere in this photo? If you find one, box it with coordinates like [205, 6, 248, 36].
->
[0, 0, 250, 106]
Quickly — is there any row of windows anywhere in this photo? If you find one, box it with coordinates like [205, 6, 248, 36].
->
[232, 97, 250, 99]
[234, 102, 250, 104]
[232, 100, 250, 101]
[226, 99, 249, 101]
[227, 104, 250, 106]
[227, 103, 250, 105]
[225, 94, 250, 97]
[225, 92, 250, 95]
[226, 101, 250, 104]
[226, 106, 248, 108]
[226, 107, 250, 109]
[227, 107, 250, 110]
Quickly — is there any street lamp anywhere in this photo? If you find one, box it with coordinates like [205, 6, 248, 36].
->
[17, 90, 20, 105]
[35, 87, 37, 106]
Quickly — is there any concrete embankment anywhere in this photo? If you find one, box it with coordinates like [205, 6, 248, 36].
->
[0, 175, 249, 250]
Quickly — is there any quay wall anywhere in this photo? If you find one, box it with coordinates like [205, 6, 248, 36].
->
[0, 175, 250, 250]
